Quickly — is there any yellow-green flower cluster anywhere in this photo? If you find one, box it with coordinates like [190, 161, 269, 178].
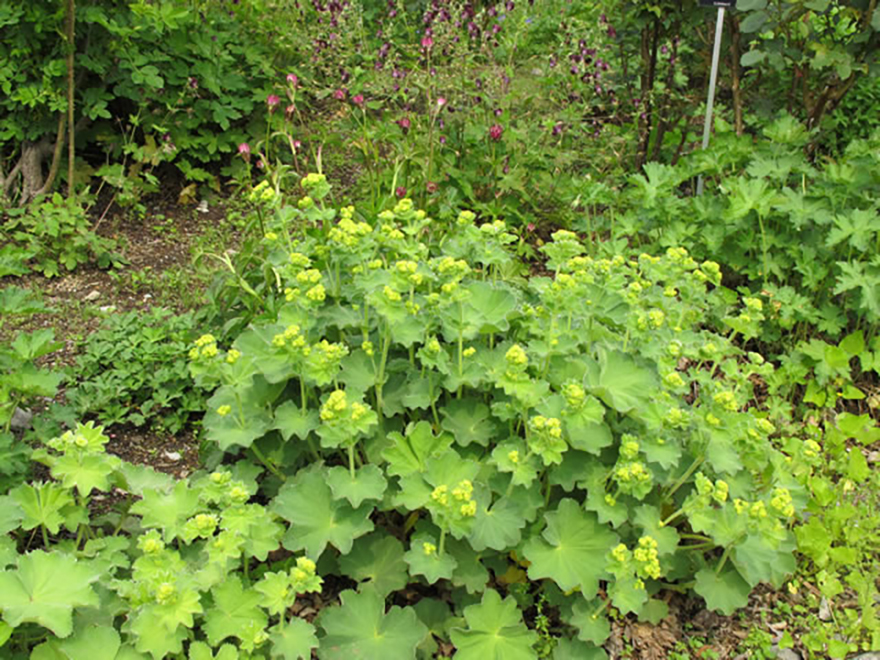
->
[329, 215, 372, 248]
[183, 513, 219, 541]
[423, 542, 437, 556]
[320, 390, 349, 422]
[619, 436, 640, 460]
[217, 405, 232, 417]
[505, 344, 529, 379]
[770, 487, 794, 517]
[693, 472, 728, 504]
[713, 390, 738, 412]
[633, 536, 661, 579]
[189, 334, 218, 360]
[272, 324, 307, 352]
[665, 406, 688, 428]
[301, 173, 327, 189]
[395, 260, 423, 286]
[384, 285, 402, 302]
[290, 556, 322, 593]
[480, 219, 508, 236]
[563, 382, 586, 408]
[663, 371, 685, 388]
[614, 461, 650, 484]
[138, 530, 165, 555]
[247, 180, 277, 202]
[155, 582, 176, 605]
[430, 480, 477, 520]
[456, 210, 476, 226]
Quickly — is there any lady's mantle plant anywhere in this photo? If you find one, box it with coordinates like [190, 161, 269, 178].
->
[190, 177, 800, 651]
[0, 178, 803, 658]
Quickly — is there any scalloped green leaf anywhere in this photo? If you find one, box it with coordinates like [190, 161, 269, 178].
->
[0, 551, 100, 638]
[522, 499, 618, 597]
[449, 589, 538, 660]
[273, 466, 373, 558]
[317, 583, 427, 659]
[338, 532, 408, 596]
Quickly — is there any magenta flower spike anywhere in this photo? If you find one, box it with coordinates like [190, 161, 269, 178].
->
[267, 94, 281, 113]
[395, 186, 407, 199]
[353, 94, 365, 107]
[287, 73, 299, 87]
[489, 124, 504, 141]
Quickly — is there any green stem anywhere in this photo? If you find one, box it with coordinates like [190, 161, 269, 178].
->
[348, 445, 356, 479]
[715, 546, 733, 574]
[251, 444, 286, 482]
[438, 528, 447, 556]
[663, 455, 704, 503]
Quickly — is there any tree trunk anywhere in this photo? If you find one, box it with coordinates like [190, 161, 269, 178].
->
[67, 0, 76, 198]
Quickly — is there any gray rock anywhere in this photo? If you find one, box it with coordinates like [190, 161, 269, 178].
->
[849, 655, 880, 660]
[772, 647, 801, 660]
[84, 290, 101, 302]
[10, 407, 33, 430]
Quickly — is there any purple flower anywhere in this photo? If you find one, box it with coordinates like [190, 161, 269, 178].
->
[285, 104, 296, 119]
[489, 124, 504, 141]
[494, 108, 503, 117]
[287, 73, 299, 87]
[426, 181, 438, 194]
[661, 45, 669, 55]
[267, 94, 281, 112]
[398, 117, 411, 133]
[188, 77, 199, 90]
[421, 35, 434, 49]
[439, 135, 447, 144]
[334, 88, 347, 101]
[395, 186, 407, 198]
[552, 122, 564, 136]
[353, 94, 365, 107]
[436, 97, 447, 109]
[238, 143, 251, 158]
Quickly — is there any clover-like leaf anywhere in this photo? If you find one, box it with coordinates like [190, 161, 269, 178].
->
[203, 577, 268, 647]
[586, 350, 657, 414]
[449, 589, 538, 660]
[566, 599, 611, 646]
[57, 624, 121, 660]
[270, 618, 318, 659]
[338, 532, 408, 596]
[522, 499, 618, 597]
[553, 637, 608, 660]
[491, 439, 539, 487]
[273, 466, 373, 557]
[694, 565, 752, 615]
[12, 482, 76, 535]
[0, 551, 100, 638]
[732, 534, 797, 588]
[51, 452, 122, 497]
[130, 480, 201, 542]
[273, 400, 319, 441]
[404, 533, 457, 584]
[0, 494, 23, 535]
[382, 421, 452, 476]
[441, 399, 500, 448]
[325, 464, 387, 507]
[469, 496, 526, 552]
[317, 583, 427, 659]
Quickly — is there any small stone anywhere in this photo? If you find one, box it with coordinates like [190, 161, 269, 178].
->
[772, 648, 801, 660]
[11, 407, 33, 430]
[163, 451, 182, 462]
[84, 290, 101, 302]
[850, 655, 880, 660]
[818, 597, 832, 621]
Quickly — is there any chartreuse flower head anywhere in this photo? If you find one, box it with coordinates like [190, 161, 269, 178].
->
[48, 421, 110, 454]
[137, 530, 165, 555]
[528, 416, 566, 466]
[504, 344, 529, 379]
[190, 333, 219, 360]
